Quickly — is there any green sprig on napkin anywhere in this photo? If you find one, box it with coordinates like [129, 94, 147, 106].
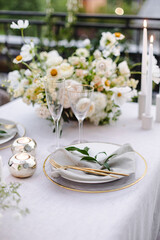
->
[65, 146, 117, 171]
[0, 130, 7, 138]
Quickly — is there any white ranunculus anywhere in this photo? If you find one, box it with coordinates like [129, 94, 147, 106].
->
[76, 98, 91, 113]
[100, 32, 116, 49]
[92, 92, 107, 111]
[59, 63, 74, 79]
[112, 86, 131, 105]
[118, 61, 130, 77]
[112, 46, 120, 56]
[96, 58, 116, 77]
[76, 48, 89, 58]
[68, 56, 80, 66]
[102, 49, 111, 58]
[20, 42, 35, 62]
[93, 49, 101, 59]
[46, 55, 63, 67]
[40, 51, 48, 60]
[10, 20, 29, 29]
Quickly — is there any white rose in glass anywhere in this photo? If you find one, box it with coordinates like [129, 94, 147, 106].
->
[63, 80, 83, 108]
[76, 98, 91, 113]
[118, 61, 130, 77]
[10, 20, 29, 29]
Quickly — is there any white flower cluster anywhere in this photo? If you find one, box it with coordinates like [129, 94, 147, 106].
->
[8, 21, 139, 125]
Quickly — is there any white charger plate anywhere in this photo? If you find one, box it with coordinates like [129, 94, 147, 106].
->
[0, 119, 18, 145]
[43, 142, 147, 193]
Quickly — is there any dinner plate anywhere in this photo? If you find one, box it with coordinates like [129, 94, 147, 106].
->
[0, 119, 18, 145]
[49, 142, 135, 184]
[0, 122, 26, 150]
[43, 142, 147, 193]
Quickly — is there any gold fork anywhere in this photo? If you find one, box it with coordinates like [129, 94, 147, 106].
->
[0, 123, 16, 130]
[49, 159, 121, 178]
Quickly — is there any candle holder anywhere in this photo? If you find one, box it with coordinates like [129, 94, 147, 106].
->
[8, 152, 37, 178]
[11, 137, 37, 156]
[156, 94, 160, 122]
[138, 92, 146, 119]
[142, 113, 153, 130]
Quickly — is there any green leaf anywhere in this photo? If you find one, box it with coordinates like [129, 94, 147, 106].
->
[65, 146, 89, 156]
[103, 162, 111, 171]
[95, 151, 107, 159]
[0, 130, 7, 134]
[81, 156, 97, 163]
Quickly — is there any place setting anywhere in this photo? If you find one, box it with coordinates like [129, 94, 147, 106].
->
[43, 77, 147, 193]
[0, 118, 26, 150]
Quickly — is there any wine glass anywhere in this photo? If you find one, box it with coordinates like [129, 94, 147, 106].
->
[67, 84, 93, 143]
[45, 78, 65, 151]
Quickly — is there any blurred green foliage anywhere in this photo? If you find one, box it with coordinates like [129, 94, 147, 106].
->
[0, 0, 67, 12]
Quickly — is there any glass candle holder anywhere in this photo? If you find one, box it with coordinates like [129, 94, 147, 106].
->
[8, 152, 37, 178]
[11, 137, 37, 156]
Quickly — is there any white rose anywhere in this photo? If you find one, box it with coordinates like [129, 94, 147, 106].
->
[92, 92, 107, 111]
[76, 98, 91, 113]
[59, 63, 74, 79]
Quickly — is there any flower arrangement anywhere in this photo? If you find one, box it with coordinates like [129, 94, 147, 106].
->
[7, 20, 139, 125]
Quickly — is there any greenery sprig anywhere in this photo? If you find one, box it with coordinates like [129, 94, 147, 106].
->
[65, 146, 117, 171]
[0, 182, 29, 217]
[0, 130, 7, 138]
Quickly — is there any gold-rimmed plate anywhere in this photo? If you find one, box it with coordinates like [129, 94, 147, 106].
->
[43, 142, 147, 193]
[0, 123, 26, 150]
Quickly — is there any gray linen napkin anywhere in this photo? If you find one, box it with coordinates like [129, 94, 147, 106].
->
[50, 143, 136, 183]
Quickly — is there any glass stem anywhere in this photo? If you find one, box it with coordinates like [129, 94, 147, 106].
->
[55, 119, 59, 149]
[78, 119, 83, 143]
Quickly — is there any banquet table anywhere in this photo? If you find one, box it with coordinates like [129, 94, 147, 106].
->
[1, 99, 160, 240]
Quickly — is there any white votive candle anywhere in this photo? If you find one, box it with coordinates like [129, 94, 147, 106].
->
[145, 35, 153, 116]
[15, 153, 30, 161]
[141, 20, 148, 95]
[17, 137, 31, 144]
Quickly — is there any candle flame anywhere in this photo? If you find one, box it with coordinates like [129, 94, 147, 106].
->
[143, 19, 147, 28]
[150, 35, 154, 43]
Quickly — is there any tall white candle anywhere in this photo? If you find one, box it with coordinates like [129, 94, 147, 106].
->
[141, 20, 148, 95]
[146, 35, 154, 116]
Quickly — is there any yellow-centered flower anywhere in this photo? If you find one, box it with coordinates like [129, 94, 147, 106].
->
[117, 92, 122, 97]
[105, 80, 110, 87]
[50, 69, 58, 76]
[115, 32, 121, 38]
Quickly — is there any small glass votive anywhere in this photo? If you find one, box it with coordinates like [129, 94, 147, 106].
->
[8, 152, 37, 178]
[11, 137, 37, 156]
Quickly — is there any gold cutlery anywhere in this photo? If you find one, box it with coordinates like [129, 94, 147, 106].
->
[0, 123, 16, 130]
[49, 159, 129, 178]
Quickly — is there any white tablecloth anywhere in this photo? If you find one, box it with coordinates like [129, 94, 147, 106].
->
[1, 99, 160, 240]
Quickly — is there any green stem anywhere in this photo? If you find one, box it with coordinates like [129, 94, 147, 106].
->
[130, 71, 141, 75]
[21, 29, 25, 43]
[130, 62, 141, 70]
[22, 62, 32, 72]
